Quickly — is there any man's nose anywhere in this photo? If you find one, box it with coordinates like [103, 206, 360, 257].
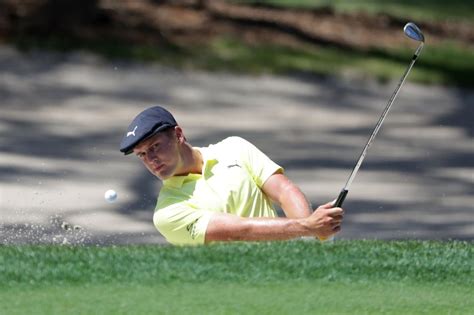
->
[147, 151, 159, 163]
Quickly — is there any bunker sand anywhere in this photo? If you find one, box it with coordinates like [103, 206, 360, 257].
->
[1, 46, 473, 244]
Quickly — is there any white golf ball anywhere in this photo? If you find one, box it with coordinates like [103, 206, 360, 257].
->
[104, 189, 118, 203]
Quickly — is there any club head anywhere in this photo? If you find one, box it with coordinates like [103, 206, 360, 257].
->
[404, 22, 425, 42]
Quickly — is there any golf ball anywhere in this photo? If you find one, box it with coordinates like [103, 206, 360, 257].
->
[104, 189, 118, 203]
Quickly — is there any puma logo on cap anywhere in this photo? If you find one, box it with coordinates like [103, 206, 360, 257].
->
[127, 126, 138, 137]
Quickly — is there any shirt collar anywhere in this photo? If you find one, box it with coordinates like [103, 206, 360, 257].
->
[163, 146, 219, 188]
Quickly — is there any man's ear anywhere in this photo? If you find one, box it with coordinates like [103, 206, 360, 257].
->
[174, 126, 186, 143]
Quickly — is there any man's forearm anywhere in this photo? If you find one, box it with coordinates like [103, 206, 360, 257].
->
[262, 173, 312, 219]
[279, 184, 312, 218]
[205, 213, 311, 243]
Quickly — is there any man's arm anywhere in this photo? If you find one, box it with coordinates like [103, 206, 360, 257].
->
[205, 201, 343, 243]
[262, 172, 312, 218]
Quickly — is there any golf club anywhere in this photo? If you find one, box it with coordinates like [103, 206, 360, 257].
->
[334, 22, 425, 208]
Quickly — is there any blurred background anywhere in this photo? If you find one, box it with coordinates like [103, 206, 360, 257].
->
[1, 0, 473, 244]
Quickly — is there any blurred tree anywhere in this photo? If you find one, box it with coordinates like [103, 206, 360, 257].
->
[15, 0, 108, 37]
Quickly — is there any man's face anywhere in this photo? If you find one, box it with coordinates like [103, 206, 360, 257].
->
[132, 128, 181, 180]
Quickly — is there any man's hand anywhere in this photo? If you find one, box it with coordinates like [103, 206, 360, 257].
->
[300, 201, 344, 239]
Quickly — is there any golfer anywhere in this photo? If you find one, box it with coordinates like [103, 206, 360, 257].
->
[120, 106, 344, 245]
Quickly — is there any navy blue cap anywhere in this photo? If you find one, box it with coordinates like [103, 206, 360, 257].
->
[120, 106, 177, 155]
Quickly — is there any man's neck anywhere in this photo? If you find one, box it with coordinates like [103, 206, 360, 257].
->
[189, 147, 203, 174]
[175, 144, 203, 176]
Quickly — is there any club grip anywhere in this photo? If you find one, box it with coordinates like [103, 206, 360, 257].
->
[334, 189, 348, 207]
[318, 189, 348, 242]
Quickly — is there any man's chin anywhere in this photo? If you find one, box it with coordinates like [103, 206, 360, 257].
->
[149, 166, 176, 180]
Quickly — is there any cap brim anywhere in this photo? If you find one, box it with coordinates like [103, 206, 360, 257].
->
[121, 124, 174, 155]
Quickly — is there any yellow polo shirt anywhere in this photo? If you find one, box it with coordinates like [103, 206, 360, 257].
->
[154, 137, 282, 245]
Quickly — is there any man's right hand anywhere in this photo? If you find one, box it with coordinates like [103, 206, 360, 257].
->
[300, 201, 344, 239]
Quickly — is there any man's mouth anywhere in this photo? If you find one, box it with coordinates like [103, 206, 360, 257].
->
[153, 164, 164, 172]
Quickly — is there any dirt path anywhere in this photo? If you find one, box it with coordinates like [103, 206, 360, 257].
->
[1, 45, 473, 244]
[2, 0, 473, 51]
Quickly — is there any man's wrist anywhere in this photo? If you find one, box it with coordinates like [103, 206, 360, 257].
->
[295, 218, 312, 237]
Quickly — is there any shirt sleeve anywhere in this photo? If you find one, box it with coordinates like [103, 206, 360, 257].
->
[228, 137, 283, 188]
[153, 203, 214, 246]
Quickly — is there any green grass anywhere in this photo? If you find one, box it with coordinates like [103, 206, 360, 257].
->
[233, 0, 474, 23]
[14, 35, 474, 87]
[3, 281, 473, 315]
[208, 37, 474, 86]
[1, 241, 473, 314]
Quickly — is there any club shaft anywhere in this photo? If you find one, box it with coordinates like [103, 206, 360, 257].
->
[335, 42, 424, 207]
